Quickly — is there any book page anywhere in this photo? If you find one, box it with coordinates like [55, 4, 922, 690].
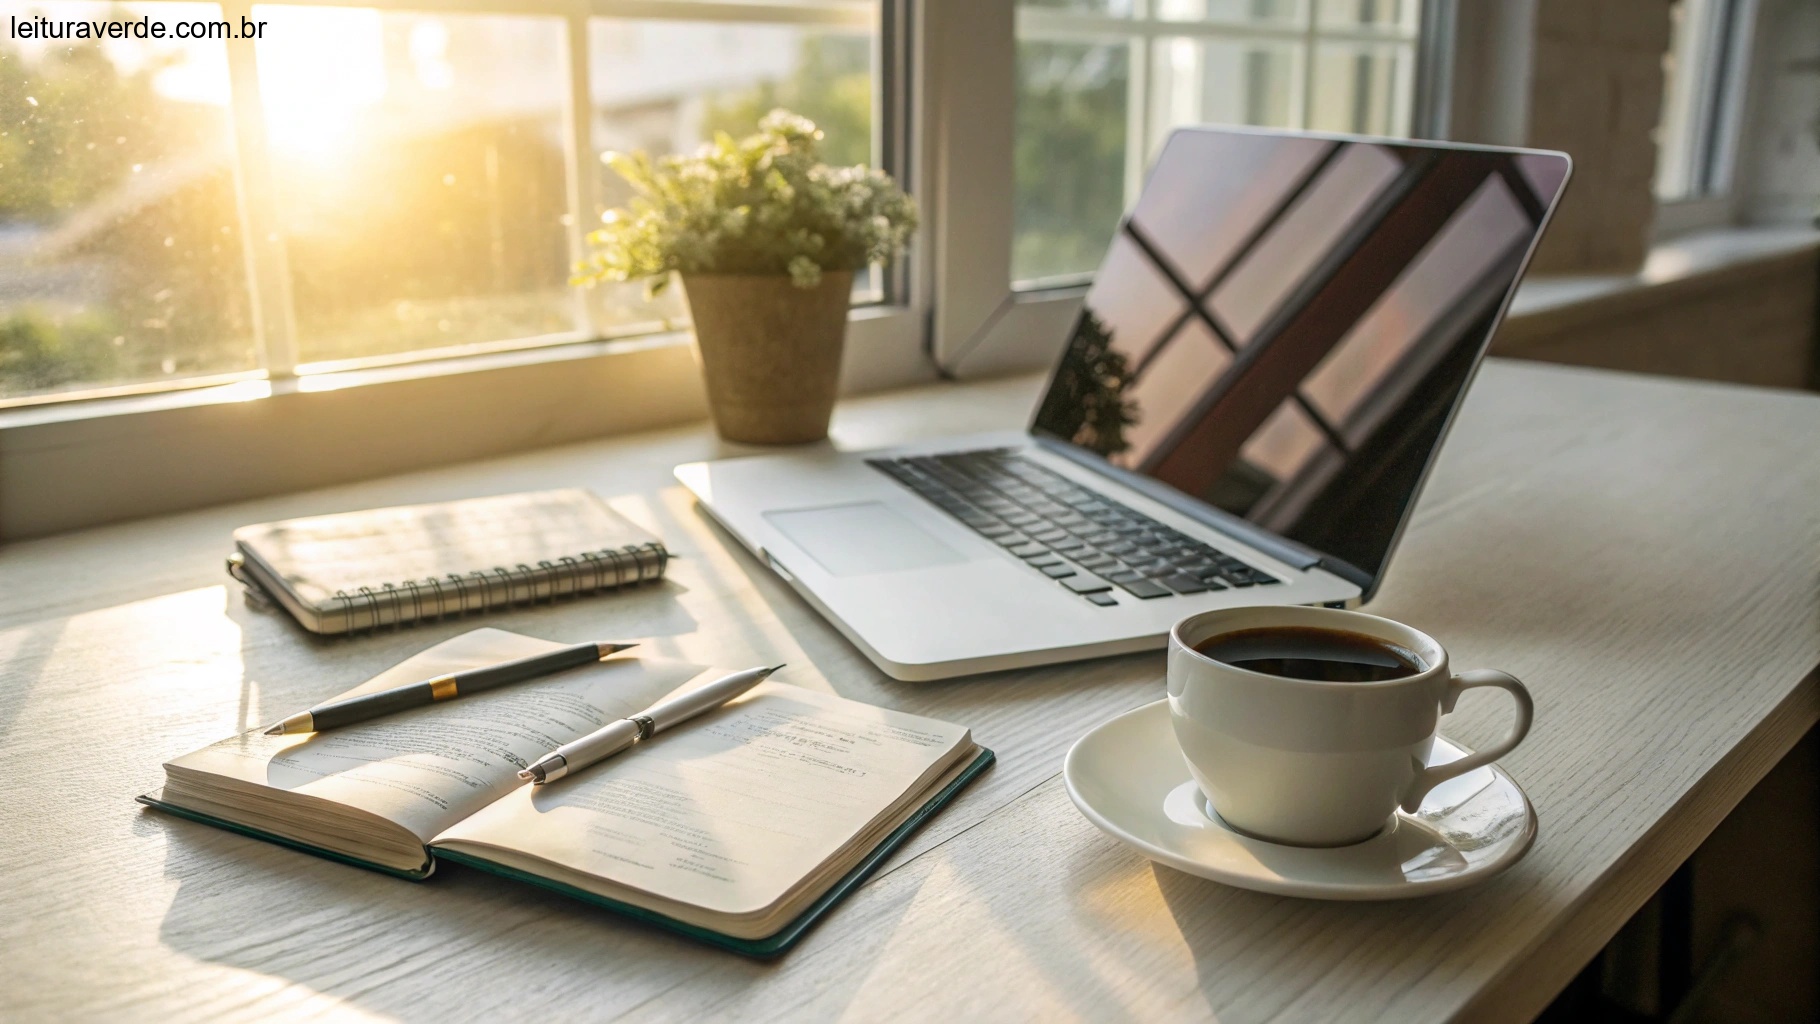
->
[165, 629, 706, 843]
[431, 683, 971, 917]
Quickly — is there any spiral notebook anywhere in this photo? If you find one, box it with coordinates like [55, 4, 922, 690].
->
[228, 489, 669, 635]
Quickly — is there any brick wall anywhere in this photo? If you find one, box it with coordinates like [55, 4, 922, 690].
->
[1525, 0, 1673, 273]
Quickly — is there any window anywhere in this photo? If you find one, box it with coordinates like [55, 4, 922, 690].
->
[1012, 0, 1421, 287]
[1655, 0, 1751, 202]
[2, 1, 1458, 534]
[0, 0, 892, 405]
[586, 12, 880, 340]
[257, 7, 574, 370]
[0, 3, 257, 402]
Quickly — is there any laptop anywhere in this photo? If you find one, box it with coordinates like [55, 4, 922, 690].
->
[677, 127, 1571, 681]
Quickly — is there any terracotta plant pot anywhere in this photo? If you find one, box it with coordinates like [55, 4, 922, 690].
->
[680, 270, 853, 444]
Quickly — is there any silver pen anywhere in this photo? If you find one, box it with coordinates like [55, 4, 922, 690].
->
[517, 664, 783, 783]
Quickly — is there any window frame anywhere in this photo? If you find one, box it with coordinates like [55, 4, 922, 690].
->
[0, 0, 927, 412]
[2, 0, 1458, 539]
[923, 0, 1434, 380]
[1652, 0, 1759, 238]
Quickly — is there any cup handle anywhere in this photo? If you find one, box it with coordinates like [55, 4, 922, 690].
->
[1400, 669, 1534, 813]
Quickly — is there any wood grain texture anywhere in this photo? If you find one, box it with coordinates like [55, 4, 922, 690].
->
[0, 360, 1816, 1023]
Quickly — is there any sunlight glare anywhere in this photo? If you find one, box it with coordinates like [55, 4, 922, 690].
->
[212, 379, 273, 403]
[0, 2, 233, 106]
[254, 6, 387, 161]
[150, 44, 231, 106]
[409, 20, 455, 91]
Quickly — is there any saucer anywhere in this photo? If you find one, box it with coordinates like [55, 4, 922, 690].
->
[1063, 699, 1537, 900]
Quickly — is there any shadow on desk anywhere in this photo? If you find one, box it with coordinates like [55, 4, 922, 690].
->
[0, 616, 71, 740]
[149, 815, 914, 1019]
[1151, 860, 1523, 1019]
[222, 580, 699, 734]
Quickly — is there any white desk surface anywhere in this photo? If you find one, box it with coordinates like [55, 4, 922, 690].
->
[2, 359, 1816, 1023]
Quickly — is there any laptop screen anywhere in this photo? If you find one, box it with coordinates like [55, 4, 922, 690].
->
[1031, 129, 1570, 594]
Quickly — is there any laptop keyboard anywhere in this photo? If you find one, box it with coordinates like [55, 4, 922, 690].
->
[866, 448, 1278, 606]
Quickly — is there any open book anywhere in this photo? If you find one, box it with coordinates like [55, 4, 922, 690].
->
[140, 629, 992, 956]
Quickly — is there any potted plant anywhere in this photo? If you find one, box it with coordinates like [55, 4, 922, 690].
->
[572, 110, 918, 444]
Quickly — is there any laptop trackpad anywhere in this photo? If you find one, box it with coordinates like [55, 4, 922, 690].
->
[765, 502, 968, 577]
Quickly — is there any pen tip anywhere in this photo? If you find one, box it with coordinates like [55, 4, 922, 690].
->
[263, 725, 282, 736]
[598, 641, 638, 658]
[764, 664, 785, 676]
[516, 769, 535, 781]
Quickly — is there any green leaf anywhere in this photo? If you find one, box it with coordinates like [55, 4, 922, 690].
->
[573, 108, 916, 285]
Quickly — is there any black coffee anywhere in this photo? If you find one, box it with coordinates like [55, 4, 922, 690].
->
[1194, 626, 1424, 683]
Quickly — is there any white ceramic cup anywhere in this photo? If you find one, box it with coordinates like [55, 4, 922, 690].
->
[1167, 605, 1533, 847]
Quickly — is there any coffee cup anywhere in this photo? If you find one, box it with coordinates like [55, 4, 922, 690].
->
[1167, 605, 1533, 847]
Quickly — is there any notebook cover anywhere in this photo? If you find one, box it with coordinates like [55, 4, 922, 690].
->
[137, 790, 436, 881]
[434, 746, 996, 958]
[227, 488, 668, 635]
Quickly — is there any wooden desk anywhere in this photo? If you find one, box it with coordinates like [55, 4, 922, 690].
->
[2, 360, 1816, 1022]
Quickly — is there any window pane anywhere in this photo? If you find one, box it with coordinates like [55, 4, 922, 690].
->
[1242, 398, 1329, 482]
[1149, 37, 1299, 150]
[1302, 176, 1532, 432]
[1013, 6, 1421, 292]
[1310, 43, 1410, 137]
[254, 7, 573, 367]
[1655, 0, 1709, 200]
[1118, 318, 1233, 468]
[1316, 0, 1416, 31]
[1085, 234, 1188, 369]
[0, 2, 255, 402]
[1128, 131, 1334, 287]
[587, 16, 879, 333]
[1022, 0, 1138, 14]
[1014, 38, 1129, 283]
[1158, 0, 1303, 26]
[1208, 142, 1402, 341]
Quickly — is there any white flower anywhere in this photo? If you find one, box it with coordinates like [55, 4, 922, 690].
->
[574, 109, 918, 289]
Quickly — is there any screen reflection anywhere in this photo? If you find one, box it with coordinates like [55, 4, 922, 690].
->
[1033, 130, 1569, 586]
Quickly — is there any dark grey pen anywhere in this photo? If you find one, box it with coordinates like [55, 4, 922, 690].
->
[264, 641, 638, 735]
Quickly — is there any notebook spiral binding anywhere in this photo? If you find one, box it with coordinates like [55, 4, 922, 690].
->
[267, 541, 666, 635]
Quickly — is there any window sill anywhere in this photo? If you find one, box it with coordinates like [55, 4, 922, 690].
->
[0, 334, 648, 430]
[1503, 225, 1820, 334]
[0, 304, 931, 541]
[0, 302, 922, 431]
[1494, 225, 1820, 388]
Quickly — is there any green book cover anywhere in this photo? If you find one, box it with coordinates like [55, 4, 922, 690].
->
[136, 792, 436, 880]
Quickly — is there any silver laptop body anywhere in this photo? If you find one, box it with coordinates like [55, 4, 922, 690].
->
[677, 127, 1572, 680]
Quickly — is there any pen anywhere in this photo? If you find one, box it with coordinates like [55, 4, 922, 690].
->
[518, 664, 783, 783]
[265, 640, 639, 735]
